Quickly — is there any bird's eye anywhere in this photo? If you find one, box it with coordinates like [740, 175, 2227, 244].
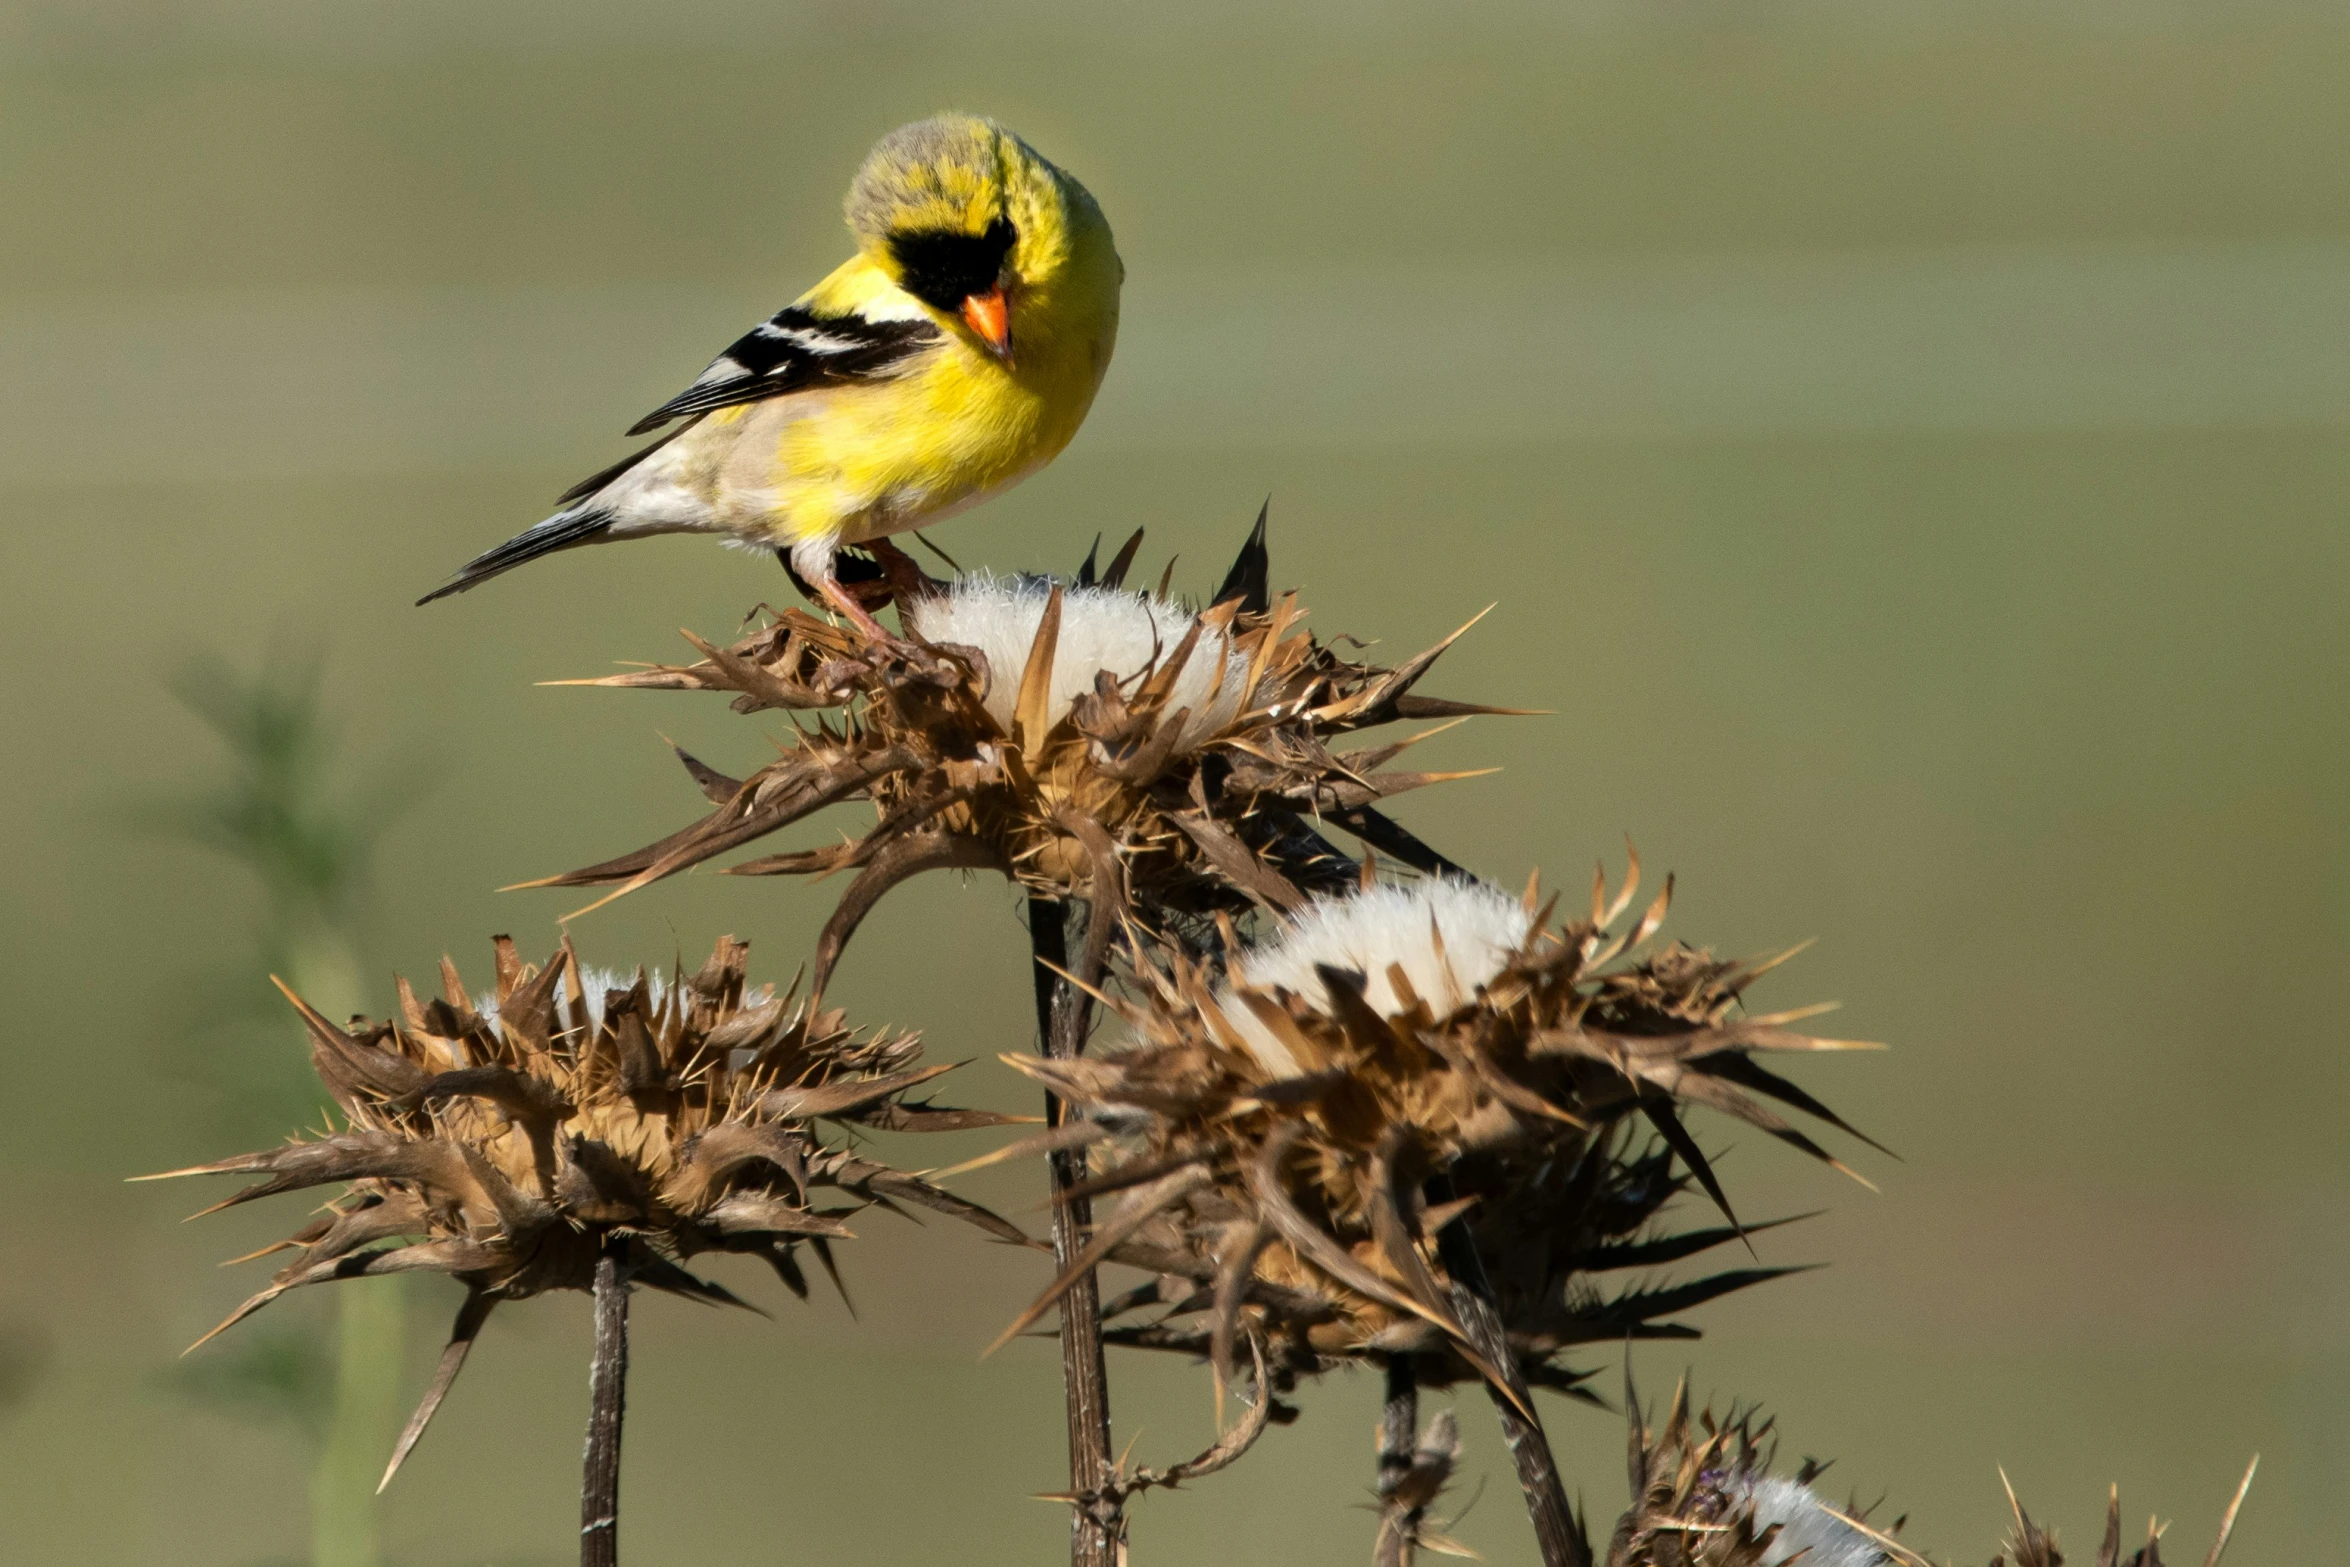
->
[892, 217, 1017, 312]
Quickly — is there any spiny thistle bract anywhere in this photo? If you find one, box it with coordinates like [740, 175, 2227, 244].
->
[1610, 1384, 1902, 1567]
[144, 934, 1026, 1486]
[531, 519, 1514, 988]
[993, 866, 1881, 1409]
[1985, 1458, 2257, 1567]
[1609, 1386, 2257, 1567]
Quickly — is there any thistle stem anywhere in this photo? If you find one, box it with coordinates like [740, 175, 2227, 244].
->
[580, 1241, 631, 1567]
[1029, 894, 1121, 1567]
[1374, 1354, 1419, 1567]
[1429, 1190, 1588, 1567]
[311, 1277, 404, 1567]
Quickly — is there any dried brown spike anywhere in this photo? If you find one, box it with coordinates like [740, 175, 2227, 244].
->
[1101, 527, 1147, 591]
[1012, 582, 1065, 753]
[149, 935, 1023, 1488]
[530, 531, 1517, 976]
[378, 1288, 496, 1491]
[2202, 1456, 2257, 1567]
[1017, 871, 1876, 1437]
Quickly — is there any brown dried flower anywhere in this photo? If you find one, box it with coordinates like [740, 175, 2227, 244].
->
[1608, 1387, 2257, 1567]
[1985, 1459, 2257, 1567]
[530, 522, 1513, 990]
[992, 863, 1879, 1408]
[144, 934, 1025, 1486]
[1610, 1384, 1903, 1567]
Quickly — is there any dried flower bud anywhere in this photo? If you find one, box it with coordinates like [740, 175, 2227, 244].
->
[1611, 1385, 1898, 1567]
[531, 520, 1519, 990]
[1611, 1388, 2256, 1567]
[995, 861, 1880, 1412]
[143, 935, 1025, 1487]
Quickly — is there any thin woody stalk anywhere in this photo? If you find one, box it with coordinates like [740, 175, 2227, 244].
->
[580, 1241, 630, 1567]
[1429, 1197, 1586, 1567]
[1029, 895, 1121, 1567]
[1373, 1355, 1419, 1567]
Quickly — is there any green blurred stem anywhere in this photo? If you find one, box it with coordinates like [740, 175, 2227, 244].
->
[176, 658, 411, 1567]
[311, 1278, 405, 1567]
[294, 939, 401, 1567]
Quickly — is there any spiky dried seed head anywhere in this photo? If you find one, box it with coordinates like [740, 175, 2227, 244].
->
[1986, 1452, 2257, 1567]
[145, 934, 1026, 1485]
[995, 864, 1880, 1409]
[1611, 1394, 2256, 1567]
[533, 523, 1518, 991]
[1610, 1384, 1898, 1567]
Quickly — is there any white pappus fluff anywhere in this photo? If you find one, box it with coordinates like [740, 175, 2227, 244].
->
[901, 573, 1252, 751]
[472, 965, 681, 1032]
[1739, 1477, 1892, 1567]
[1217, 879, 1535, 1078]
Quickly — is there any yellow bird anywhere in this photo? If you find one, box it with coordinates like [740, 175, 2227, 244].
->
[420, 113, 1122, 636]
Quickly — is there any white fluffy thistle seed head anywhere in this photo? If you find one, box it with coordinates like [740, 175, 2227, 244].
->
[475, 964, 676, 1030]
[1739, 1477, 1892, 1567]
[1217, 878, 1534, 1077]
[903, 574, 1252, 751]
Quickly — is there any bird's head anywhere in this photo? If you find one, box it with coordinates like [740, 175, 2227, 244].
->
[846, 113, 1110, 368]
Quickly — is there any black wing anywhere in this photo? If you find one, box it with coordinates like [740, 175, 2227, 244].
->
[624, 305, 943, 437]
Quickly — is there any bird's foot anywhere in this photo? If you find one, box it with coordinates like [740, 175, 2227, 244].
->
[817, 575, 897, 643]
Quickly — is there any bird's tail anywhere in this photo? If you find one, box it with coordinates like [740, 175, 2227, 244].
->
[416, 506, 613, 605]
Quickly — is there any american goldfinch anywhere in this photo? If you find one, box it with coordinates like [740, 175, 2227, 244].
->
[419, 113, 1122, 635]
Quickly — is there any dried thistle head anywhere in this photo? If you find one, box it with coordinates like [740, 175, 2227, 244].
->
[1610, 1383, 1899, 1567]
[145, 934, 1025, 1484]
[1611, 1395, 2258, 1567]
[996, 862, 1880, 1405]
[1986, 1457, 2257, 1567]
[533, 521, 1514, 990]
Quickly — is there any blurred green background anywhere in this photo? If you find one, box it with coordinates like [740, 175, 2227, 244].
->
[2, 2, 2344, 1561]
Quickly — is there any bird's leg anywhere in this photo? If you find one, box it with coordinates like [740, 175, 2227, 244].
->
[815, 572, 896, 642]
[786, 536, 900, 642]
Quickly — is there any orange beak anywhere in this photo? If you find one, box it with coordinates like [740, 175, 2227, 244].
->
[960, 286, 1014, 364]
